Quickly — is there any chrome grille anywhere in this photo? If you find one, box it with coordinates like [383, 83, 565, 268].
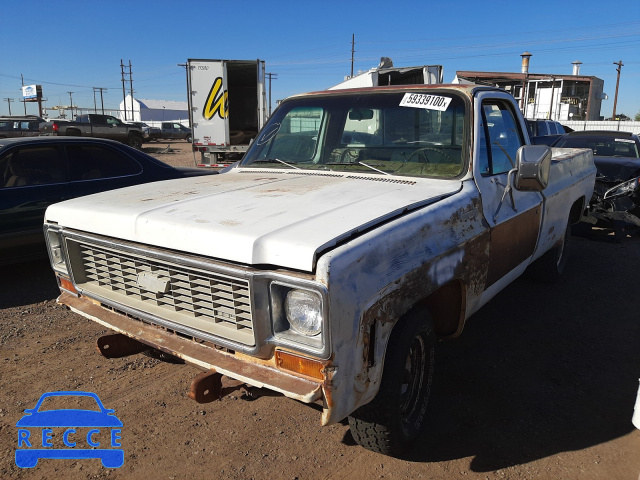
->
[70, 241, 254, 345]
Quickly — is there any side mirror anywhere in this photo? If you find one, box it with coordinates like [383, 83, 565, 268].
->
[514, 145, 552, 191]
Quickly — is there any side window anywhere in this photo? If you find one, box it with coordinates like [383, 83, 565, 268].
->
[480, 101, 525, 175]
[66, 145, 142, 181]
[0, 146, 66, 188]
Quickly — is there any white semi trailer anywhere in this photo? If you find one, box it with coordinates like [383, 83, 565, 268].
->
[187, 59, 267, 167]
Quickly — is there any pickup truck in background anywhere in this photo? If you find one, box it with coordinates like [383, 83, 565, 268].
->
[156, 122, 192, 142]
[44, 85, 595, 456]
[40, 114, 144, 149]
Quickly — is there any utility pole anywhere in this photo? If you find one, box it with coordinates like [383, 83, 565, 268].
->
[129, 60, 134, 121]
[93, 88, 108, 114]
[350, 34, 355, 78]
[4, 98, 13, 115]
[67, 91, 74, 119]
[21, 74, 26, 114]
[178, 63, 189, 126]
[265, 72, 278, 116]
[121, 59, 127, 121]
[612, 60, 624, 120]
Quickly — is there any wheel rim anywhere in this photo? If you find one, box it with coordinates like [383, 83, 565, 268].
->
[399, 335, 427, 423]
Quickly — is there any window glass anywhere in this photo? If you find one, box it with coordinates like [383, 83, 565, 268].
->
[66, 145, 142, 181]
[242, 92, 467, 179]
[555, 136, 640, 158]
[481, 101, 524, 175]
[0, 146, 66, 188]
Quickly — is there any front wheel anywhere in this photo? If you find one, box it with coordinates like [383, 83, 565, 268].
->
[127, 134, 143, 150]
[348, 309, 435, 456]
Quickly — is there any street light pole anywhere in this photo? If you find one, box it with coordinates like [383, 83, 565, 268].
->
[612, 60, 624, 120]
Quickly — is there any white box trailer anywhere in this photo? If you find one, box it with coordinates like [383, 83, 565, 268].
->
[187, 59, 267, 167]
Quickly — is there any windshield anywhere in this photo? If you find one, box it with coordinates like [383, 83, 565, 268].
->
[241, 91, 467, 178]
[555, 136, 640, 158]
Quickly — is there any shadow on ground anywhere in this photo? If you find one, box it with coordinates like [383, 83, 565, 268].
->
[0, 259, 59, 309]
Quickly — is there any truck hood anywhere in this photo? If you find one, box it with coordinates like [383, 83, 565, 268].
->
[594, 156, 640, 184]
[45, 169, 462, 271]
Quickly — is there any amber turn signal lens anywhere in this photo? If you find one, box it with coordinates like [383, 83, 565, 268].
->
[275, 351, 324, 380]
[58, 276, 77, 294]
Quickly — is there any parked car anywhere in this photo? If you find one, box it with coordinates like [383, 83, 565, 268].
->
[0, 136, 217, 265]
[124, 121, 162, 142]
[159, 122, 192, 142]
[553, 130, 640, 238]
[0, 116, 46, 138]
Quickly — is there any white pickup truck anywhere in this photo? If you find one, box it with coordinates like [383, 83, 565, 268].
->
[44, 85, 595, 455]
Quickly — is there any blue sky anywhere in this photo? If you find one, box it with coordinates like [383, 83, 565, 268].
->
[1, 0, 638, 119]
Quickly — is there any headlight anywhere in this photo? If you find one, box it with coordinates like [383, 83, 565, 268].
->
[604, 177, 640, 199]
[285, 289, 322, 336]
[269, 282, 326, 353]
[45, 226, 68, 275]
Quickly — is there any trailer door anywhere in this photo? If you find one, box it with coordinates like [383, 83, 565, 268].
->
[188, 59, 229, 148]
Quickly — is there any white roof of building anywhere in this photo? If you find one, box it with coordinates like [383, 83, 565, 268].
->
[137, 99, 188, 110]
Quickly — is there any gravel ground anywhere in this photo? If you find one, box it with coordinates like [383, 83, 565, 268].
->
[1, 141, 639, 479]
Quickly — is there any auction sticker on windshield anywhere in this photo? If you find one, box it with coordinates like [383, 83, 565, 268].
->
[399, 93, 451, 111]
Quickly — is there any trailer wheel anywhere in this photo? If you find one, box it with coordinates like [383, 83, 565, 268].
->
[527, 217, 570, 283]
[127, 134, 143, 150]
[348, 309, 435, 456]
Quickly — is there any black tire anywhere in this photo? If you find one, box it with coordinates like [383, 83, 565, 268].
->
[186, 134, 192, 143]
[348, 309, 435, 456]
[127, 134, 143, 150]
[527, 218, 570, 283]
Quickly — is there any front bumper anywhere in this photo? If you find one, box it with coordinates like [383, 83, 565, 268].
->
[58, 292, 324, 405]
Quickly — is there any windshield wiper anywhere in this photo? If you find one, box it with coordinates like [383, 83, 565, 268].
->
[250, 158, 300, 169]
[325, 161, 390, 175]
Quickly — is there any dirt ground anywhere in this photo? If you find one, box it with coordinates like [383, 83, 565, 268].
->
[1, 141, 640, 479]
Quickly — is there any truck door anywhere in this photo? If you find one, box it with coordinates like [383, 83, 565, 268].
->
[473, 92, 543, 289]
[90, 115, 113, 140]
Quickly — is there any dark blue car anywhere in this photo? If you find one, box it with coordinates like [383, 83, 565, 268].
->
[0, 136, 216, 265]
[15, 391, 123, 468]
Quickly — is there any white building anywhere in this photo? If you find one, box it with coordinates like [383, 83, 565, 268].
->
[118, 95, 189, 126]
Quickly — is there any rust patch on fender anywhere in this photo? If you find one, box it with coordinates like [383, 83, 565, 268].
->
[362, 230, 490, 335]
